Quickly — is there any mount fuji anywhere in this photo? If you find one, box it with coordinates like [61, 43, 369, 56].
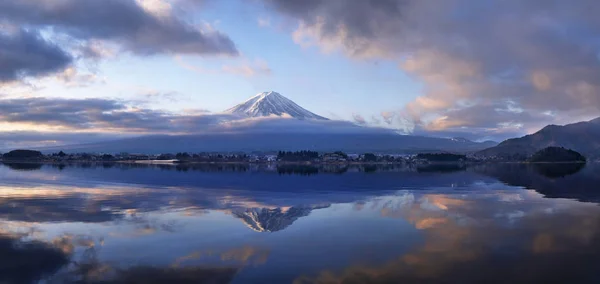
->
[47, 91, 496, 154]
[225, 91, 328, 120]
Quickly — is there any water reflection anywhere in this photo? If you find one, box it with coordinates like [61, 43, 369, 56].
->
[2, 162, 44, 171]
[0, 163, 599, 283]
[476, 163, 600, 203]
[532, 162, 586, 178]
[295, 193, 600, 284]
[232, 205, 330, 232]
[0, 233, 69, 283]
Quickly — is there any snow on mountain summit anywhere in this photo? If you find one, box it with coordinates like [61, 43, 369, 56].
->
[224, 91, 328, 120]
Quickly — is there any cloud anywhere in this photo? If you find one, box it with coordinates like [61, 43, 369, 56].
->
[257, 17, 271, 28]
[221, 59, 272, 77]
[0, 97, 171, 132]
[55, 67, 104, 87]
[0, 0, 238, 86]
[381, 111, 396, 125]
[140, 90, 187, 103]
[0, 0, 238, 57]
[0, 29, 73, 83]
[0, 234, 70, 284]
[352, 113, 367, 125]
[177, 57, 273, 77]
[264, 0, 600, 137]
[0, 131, 133, 149]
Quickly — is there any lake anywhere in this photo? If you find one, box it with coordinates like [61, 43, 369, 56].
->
[1, 162, 600, 284]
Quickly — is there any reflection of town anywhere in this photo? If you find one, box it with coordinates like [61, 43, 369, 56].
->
[1, 163, 600, 283]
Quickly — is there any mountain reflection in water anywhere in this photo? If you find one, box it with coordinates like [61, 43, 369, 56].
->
[0, 163, 599, 283]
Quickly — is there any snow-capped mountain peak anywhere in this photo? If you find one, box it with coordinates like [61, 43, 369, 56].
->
[224, 91, 328, 120]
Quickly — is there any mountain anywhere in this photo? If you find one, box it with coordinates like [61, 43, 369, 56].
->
[232, 205, 329, 232]
[44, 91, 497, 154]
[478, 117, 600, 158]
[224, 91, 328, 120]
[50, 132, 497, 154]
[452, 137, 497, 148]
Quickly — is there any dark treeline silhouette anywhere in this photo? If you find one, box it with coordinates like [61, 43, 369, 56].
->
[2, 148, 416, 164]
[528, 147, 586, 163]
[3, 150, 44, 160]
[277, 151, 319, 162]
[277, 165, 320, 176]
[171, 152, 251, 162]
[362, 153, 377, 162]
[417, 164, 467, 173]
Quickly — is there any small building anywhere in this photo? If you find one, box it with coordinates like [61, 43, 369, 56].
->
[322, 153, 347, 162]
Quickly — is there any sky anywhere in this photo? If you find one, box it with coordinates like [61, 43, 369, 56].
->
[1, 0, 600, 148]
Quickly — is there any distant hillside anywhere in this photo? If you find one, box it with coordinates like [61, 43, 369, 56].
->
[478, 118, 600, 159]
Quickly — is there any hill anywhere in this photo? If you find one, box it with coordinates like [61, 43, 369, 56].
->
[528, 147, 586, 163]
[2, 149, 44, 160]
[478, 118, 600, 159]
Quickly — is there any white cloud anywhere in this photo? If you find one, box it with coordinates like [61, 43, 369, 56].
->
[257, 17, 271, 28]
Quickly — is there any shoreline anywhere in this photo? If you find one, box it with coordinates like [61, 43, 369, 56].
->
[0, 160, 592, 166]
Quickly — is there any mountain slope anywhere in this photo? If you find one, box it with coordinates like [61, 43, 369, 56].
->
[45, 91, 497, 154]
[224, 91, 328, 120]
[478, 117, 600, 158]
[49, 132, 497, 154]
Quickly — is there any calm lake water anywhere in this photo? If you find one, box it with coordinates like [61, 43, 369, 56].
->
[1, 162, 600, 284]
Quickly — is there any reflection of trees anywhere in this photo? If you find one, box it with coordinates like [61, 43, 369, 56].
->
[363, 165, 378, 173]
[416, 164, 467, 173]
[532, 163, 585, 178]
[476, 163, 600, 203]
[277, 165, 319, 176]
[2, 162, 44, 171]
[17, 162, 418, 175]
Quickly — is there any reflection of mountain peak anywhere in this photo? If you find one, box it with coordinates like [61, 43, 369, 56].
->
[232, 205, 329, 232]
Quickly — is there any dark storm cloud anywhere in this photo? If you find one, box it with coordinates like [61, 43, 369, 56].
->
[0, 0, 238, 56]
[264, 0, 600, 136]
[0, 30, 73, 83]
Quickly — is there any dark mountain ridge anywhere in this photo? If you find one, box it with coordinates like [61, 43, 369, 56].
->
[478, 117, 600, 159]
